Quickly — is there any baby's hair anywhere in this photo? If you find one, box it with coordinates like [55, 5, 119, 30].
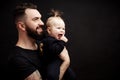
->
[46, 9, 64, 28]
[48, 9, 63, 17]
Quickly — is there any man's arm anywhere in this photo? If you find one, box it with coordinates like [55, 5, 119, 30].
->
[59, 47, 70, 80]
[25, 70, 42, 80]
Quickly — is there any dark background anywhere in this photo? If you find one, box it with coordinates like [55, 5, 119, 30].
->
[0, 0, 119, 80]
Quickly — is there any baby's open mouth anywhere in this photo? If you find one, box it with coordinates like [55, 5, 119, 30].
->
[58, 34, 63, 39]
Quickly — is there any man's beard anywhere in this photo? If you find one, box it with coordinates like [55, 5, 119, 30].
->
[26, 26, 45, 40]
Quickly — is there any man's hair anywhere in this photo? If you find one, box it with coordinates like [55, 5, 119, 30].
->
[13, 2, 37, 23]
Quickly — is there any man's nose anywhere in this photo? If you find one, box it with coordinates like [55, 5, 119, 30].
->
[39, 20, 44, 25]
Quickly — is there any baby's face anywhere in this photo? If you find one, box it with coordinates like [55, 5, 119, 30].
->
[47, 18, 65, 40]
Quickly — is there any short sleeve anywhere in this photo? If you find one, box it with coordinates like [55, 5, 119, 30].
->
[50, 40, 66, 55]
[42, 37, 66, 56]
[9, 55, 37, 80]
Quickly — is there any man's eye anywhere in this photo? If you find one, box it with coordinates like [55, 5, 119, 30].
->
[33, 17, 39, 21]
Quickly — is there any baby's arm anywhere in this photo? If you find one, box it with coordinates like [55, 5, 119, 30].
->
[58, 47, 70, 80]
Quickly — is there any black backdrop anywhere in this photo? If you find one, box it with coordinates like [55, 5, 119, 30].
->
[0, 0, 119, 80]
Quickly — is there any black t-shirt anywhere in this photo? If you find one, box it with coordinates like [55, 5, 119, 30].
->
[40, 36, 66, 64]
[8, 46, 43, 80]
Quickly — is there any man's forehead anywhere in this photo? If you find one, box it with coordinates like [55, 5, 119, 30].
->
[25, 8, 41, 17]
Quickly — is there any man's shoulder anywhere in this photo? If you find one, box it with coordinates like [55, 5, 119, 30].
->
[8, 46, 26, 62]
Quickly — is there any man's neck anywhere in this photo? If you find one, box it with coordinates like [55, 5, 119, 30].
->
[16, 37, 38, 50]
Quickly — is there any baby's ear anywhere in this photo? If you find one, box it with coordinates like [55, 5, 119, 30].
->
[47, 26, 51, 33]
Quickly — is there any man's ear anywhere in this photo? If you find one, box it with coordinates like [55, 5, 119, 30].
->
[17, 22, 26, 31]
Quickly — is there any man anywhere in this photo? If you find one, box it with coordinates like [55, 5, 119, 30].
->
[8, 3, 44, 80]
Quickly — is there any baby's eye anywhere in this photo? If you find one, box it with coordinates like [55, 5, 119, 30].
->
[57, 27, 61, 29]
[62, 28, 65, 30]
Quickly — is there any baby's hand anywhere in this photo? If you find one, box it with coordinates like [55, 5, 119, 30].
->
[60, 35, 68, 42]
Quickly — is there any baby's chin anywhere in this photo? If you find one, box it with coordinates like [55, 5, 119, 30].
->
[55, 37, 61, 40]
